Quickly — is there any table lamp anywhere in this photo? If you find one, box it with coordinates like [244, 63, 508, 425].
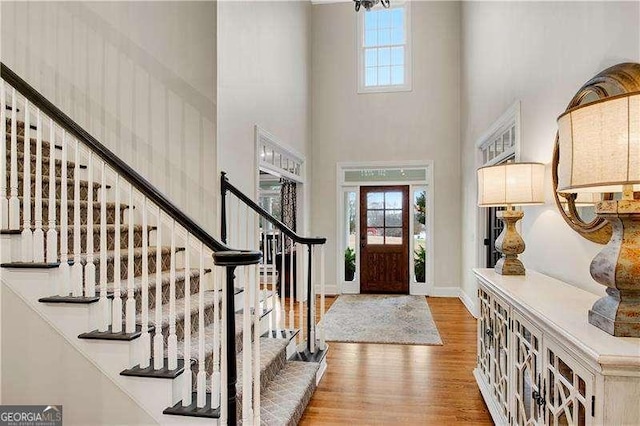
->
[477, 162, 545, 275]
[557, 91, 640, 337]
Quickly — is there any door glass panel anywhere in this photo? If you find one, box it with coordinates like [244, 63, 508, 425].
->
[385, 209, 402, 226]
[367, 227, 384, 244]
[385, 228, 402, 244]
[385, 191, 402, 208]
[367, 192, 384, 209]
[367, 210, 384, 227]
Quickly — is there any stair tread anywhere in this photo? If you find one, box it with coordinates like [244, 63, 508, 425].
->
[178, 314, 290, 362]
[109, 267, 205, 296]
[16, 196, 128, 209]
[144, 289, 217, 329]
[8, 150, 80, 168]
[75, 245, 181, 264]
[259, 361, 319, 425]
[235, 337, 290, 396]
[10, 173, 102, 187]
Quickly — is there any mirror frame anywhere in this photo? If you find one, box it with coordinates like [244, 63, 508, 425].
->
[552, 62, 640, 244]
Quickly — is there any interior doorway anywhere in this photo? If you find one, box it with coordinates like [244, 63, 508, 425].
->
[359, 185, 410, 294]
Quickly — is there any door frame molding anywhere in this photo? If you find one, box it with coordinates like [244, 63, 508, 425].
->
[359, 184, 410, 294]
[254, 125, 308, 300]
[336, 160, 434, 295]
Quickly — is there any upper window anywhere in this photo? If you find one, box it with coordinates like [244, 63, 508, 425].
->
[358, 2, 412, 93]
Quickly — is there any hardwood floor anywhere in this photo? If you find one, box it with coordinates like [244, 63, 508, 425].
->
[294, 296, 492, 425]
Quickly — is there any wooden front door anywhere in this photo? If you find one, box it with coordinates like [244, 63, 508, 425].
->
[359, 185, 409, 294]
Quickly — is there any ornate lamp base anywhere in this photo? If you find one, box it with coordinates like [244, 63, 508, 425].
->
[589, 200, 640, 337]
[495, 210, 526, 276]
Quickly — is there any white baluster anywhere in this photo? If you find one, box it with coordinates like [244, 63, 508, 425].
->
[126, 183, 136, 333]
[320, 244, 326, 350]
[153, 208, 164, 370]
[253, 262, 261, 425]
[310, 245, 316, 354]
[45, 118, 57, 263]
[140, 197, 151, 368]
[234, 197, 240, 249]
[21, 99, 33, 262]
[98, 162, 109, 331]
[32, 109, 44, 262]
[0, 81, 8, 229]
[182, 236, 192, 406]
[112, 175, 122, 332]
[197, 243, 208, 408]
[220, 266, 228, 425]
[289, 238, 294, 333]
[298, 242, 303, 346]
[244, 204, 253, 311]
[58, 130, 70, 296]
[210, 248, 221, 410]
[84, 152, 96, 297]
[168, 219, 178, 370]
[242, 265, 252, 424]
[280, 233, 286, 331]
[70, 139, 83, 296]
[270, 226, 276, 333]
[9, 87, 20, 230]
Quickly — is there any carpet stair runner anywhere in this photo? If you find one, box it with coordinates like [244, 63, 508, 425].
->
[3, 116, 321, 425]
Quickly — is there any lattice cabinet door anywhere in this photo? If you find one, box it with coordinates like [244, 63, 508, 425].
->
[491, 295, 511, 421]
[543, 339, 595, 426]
[512, 311, 544, 426]
[477, 286, 493, 385]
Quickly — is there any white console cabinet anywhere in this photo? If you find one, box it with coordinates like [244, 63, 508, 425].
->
[473, 269, 640, 426]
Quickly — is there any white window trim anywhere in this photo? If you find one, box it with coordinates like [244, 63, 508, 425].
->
[255, 125, 305, 189]
[474, 101, 522, 273]
[357, 1, 412, 94]
[336, 160, 433, 296]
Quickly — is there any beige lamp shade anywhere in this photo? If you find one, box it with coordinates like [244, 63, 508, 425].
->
[557, 92, 640, 193]
[477, 162, 546, 207]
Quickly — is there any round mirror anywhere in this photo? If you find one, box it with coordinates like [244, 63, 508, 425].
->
[552, 63, 640, 244]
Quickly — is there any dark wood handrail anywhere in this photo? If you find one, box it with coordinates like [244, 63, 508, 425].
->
[221, 172, 327, 246]
[1, 62, 261, 264]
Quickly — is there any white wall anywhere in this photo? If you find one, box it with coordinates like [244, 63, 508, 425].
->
[217, 1, 311, 200]
[311, 1, 461, 294]
[1, 286, 157, 425]
[1, 1, 217, 233]
[460, 1, 640, 306]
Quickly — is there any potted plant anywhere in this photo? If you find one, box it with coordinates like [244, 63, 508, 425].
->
[344, 247, 356, 281]
[414, 246, 426, 283]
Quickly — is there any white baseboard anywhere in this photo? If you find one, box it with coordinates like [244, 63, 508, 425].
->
[459, 289, 479, 318]
[430, 286, 460, 297]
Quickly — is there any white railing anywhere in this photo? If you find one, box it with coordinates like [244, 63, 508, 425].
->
[1, 71, 263, 424]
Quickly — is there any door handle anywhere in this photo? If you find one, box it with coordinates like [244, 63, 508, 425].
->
[361, 242, 365, 248]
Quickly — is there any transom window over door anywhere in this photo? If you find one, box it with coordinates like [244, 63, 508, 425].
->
[358, 1, 412, 93]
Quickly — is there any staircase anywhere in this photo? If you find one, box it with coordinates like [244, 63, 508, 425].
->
[0, 63, 328, 425]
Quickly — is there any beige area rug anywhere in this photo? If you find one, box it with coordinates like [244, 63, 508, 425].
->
[321, 294, 443, 345]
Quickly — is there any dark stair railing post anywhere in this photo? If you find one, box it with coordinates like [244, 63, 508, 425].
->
[225, 265, 237, 426]
[221, 172, 228, 244]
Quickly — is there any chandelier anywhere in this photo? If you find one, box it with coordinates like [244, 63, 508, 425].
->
[354, 0, 390, 12]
